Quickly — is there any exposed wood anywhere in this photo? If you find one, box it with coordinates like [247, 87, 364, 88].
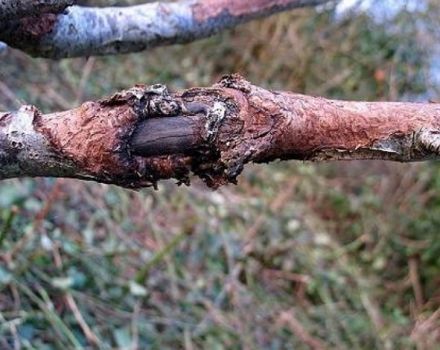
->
[1, 75, 440, 189]
[130, 117, 203, 157]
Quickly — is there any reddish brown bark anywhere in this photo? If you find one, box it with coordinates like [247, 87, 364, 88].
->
[213, 76, 440, 163]
[192, 0, 311, 22]
[1, 75, 440, 189]
[0, 0, 74, 21]
[18, 13, 58, 37]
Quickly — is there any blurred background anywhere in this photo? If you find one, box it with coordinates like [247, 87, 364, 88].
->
[0, 0, 439, 348]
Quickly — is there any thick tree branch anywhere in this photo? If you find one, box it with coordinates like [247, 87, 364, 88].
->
[1, 75, 440, 189]
[0, 0, 332, 58]
[0, 0, 75, 21]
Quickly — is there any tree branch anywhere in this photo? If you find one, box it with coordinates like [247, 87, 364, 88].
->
[1, 75, 440, 189]
[0, 0, 333, 58]
[0, 0, 75, 21]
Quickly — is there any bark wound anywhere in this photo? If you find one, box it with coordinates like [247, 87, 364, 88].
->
[34, 87, 157, 188]
[32, 84, 239, 188]
[130, 74, 440, 188]
[2, 75, 440, 189]
[36, 103, 135, 174]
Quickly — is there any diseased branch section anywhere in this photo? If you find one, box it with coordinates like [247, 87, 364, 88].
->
[0, 0, 331, 58]
[1, 75, 440, 189]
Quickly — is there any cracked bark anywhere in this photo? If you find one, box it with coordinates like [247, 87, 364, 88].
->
[1, 75, 440, 189]
[0, 0, 332, 58]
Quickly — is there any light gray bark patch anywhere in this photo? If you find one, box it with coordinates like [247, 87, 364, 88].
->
[0, 107, 77, 180]
[37, 3, 195, 58]
[415, 129, 440, 157]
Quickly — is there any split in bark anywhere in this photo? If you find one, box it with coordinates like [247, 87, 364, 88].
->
[0, 0, 332, 58]
[1, 74, 440, 189]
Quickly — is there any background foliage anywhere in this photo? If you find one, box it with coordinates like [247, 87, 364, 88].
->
[0, 1, 439, 349]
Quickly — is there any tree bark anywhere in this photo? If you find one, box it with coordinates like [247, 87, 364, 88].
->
[0, 0, 75, 21]
[1, 74, 440, 189]
[0, 0, 332, 58]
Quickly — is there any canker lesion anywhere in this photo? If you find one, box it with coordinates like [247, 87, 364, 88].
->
[3, 77, 440, 189]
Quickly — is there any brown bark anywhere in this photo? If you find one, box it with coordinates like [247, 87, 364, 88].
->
[0, 0, 74, 21]
[1, 75, 440, 189]
[192, 0, 325, 22]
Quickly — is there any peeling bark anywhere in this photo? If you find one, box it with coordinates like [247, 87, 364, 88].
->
[0, 0, 74, 21]
[1, 75, 440, 189]
[0, 0, 331, 58]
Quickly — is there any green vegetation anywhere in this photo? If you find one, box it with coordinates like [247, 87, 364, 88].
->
[0, 2, 439, 349]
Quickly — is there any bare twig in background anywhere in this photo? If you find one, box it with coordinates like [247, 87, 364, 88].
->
[411, 308, 440, 350]
[0, 0, 333, 58]
[278, 309, 326, 350]
[409, 256, 425, 313]
[64, 293, 100, 346]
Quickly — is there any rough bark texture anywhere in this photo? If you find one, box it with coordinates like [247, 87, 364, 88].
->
[1, 75, 440, 189]
[0, 0, 331, 58]
[0, 0, 74, 20]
